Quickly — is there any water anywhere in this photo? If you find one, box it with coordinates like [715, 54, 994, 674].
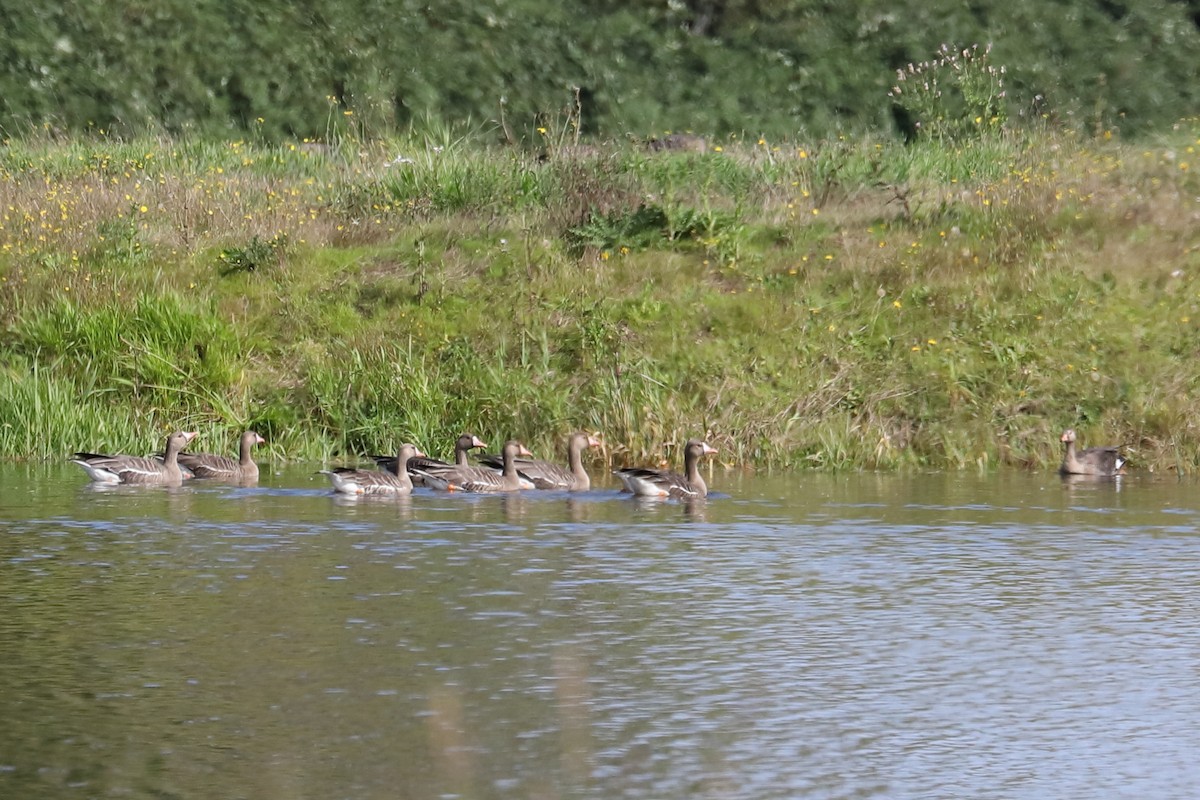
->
[2, 464, 1199, 799]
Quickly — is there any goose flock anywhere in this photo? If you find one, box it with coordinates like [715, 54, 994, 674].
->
[69, 426, 1128, 493]
[70, 430, 724, 498]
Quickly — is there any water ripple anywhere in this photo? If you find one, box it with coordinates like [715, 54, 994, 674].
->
[3, 468, 1200, 799]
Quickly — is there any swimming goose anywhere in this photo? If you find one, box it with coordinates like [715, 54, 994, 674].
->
[1059, 429, 1126, 476]
[414, 440, 533, 492]
[321, 443, 424, 495]
[177, 430, 265, 481]
[614, 438, 718, 499]
[72, 431, 199, 485]
[479, 432, 602, 491]
[374, 433, 486, 486]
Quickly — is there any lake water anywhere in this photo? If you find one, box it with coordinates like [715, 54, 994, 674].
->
[2, 464, 1199, 799]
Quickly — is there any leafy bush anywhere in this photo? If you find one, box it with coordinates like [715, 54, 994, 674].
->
[218, 234, 289, 276]
[888, 43, 1008, 141]
[568, 204, 671, 253]
[1, 1, 1198, 140]
[567, 201, 744, 257]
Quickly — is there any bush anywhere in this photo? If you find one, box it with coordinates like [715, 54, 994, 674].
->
[1, 1, 1198, 140]
[888, 43, 1008, 142]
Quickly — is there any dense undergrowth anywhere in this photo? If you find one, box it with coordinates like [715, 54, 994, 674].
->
[1, 121, 1198, 472]
[4, 1, 1200, 140]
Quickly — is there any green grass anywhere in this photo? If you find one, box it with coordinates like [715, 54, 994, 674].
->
[1, 124, 1198, 472]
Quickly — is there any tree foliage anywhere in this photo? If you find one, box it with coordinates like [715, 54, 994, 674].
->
[0, 0, 1197, 140]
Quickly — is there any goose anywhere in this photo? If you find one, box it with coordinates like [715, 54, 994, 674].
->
[414, 440, 533, 492]
[321, 443, 424, 495]
[614, 438, 718, 499]
[478, 432, 602, 491]
[72, 431, 199, 485]
[1059, 429, 1126, 476]
[177, 430, 265, 482]
[374, 433, 486, 486]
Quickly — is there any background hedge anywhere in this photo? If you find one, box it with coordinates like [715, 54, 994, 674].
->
[1, 0, 1198, 140]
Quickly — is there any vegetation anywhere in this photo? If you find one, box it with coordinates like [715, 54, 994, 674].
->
[0, 108, 1197, 471]
[1, 1, 1199, 141]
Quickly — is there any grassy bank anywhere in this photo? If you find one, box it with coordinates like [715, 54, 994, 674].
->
[1, 123, 1198, 472]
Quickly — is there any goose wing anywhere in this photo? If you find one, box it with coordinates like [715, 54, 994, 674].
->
[177, 452, 240, 478]
[321, 467, 411, 495]
[413, 463, 508, 493]
[478, 455, 569, 489]
[613, 467, 701, 499]
[1081, 445, 1126, 475]
[73, 453, 173, 484]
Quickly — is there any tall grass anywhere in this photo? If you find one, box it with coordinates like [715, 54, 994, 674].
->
[1, 123, 1199, 470]
[0, 364, 147, 458]
[10, 294, 244, 417]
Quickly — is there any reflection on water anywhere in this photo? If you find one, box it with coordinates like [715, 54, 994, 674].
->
[2, 465, 1200, 799]
[1058, 470, 1124, 485]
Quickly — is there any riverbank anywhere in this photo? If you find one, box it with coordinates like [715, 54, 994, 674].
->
[1, 124, 1198, 471]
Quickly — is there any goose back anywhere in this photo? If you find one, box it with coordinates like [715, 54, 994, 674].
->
[72, 431, 199, 485]
[374, 433, 486, 487]
[322, 444, 423, 495]
[415, 440, 532, 492]
[178, 430, 264, 481]
[479, 432, 601, 491]
[614, 439, 717, 499]
[1059, 429, 1126, 476]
